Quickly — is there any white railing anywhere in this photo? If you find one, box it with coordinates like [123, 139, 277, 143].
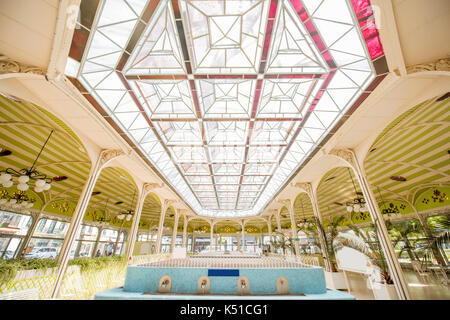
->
[296, 255, 320, 267]
[130, 253, 171, 266]
[141, 255, 313, 269]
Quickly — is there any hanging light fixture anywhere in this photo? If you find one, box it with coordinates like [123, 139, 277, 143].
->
[0, 130, 56, 193]
[296, 196, 314, 229]
[117, 191, 135, 222]
[345, 168, 367, 213]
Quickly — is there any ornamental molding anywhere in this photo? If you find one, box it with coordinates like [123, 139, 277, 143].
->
[0, 55, 45, 75]
[293, 182, 313, 195]
[328, 148, 355, 167]
[164, 199, 177, 207]
[177, 209, 189, 215]
[143, 182, 162, 194]
[99, 149, 124, 167]
[406, 57, 450, 74]
[277, 199, 291, 207]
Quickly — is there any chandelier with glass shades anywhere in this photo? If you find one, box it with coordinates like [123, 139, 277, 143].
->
[117, 192, 135, 222]
[0, 130, 59, 193]
[345, 168, 367, 213]
[297, 218, 314, 230]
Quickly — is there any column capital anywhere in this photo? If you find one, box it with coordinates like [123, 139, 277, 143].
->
[328, 148, 355, 167]
[292, 182, 313, 195]
[277, 198, 291, 207]
[164, 199, 177, 207]
[99, 149, 125, 167]
[177, 208, 189, 215]
[142, 182, 163, 195]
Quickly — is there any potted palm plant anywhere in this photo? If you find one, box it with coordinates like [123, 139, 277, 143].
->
[270, 231, 294, 256]
[334, 223, 398, 299]
[316, 215, 348, 289]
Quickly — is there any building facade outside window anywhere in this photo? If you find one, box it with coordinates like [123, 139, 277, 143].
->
[26, 217, 69, 259]
[95, 229, 126, 256]
[0, 210, 33, 259]
[71, 224, 99, 258]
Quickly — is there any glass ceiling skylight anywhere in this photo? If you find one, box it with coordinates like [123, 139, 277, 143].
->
[72, 0, 382, 217]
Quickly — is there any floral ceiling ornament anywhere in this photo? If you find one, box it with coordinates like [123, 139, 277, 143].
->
[0, 190, 35, 209]
[380, 202, 406, 216]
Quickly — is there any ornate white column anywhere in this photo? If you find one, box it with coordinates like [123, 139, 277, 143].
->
[329, 148, 411, 300]
[266, 218, 273, 252]
[51, 149, 123, 298]
[170, 209, 180, 253]
[155, 199, 175, 253]
[241, 220, 246, 251]
[294, 182, 332, 272]
[209, 220, 214, 252]
[275, 211, 282, 248]
[125, 183, 160, 259]
[182, 215, 189, 248]
[279, 199, 300, 257]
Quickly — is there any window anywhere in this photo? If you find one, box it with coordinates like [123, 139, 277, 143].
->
[95, 229, 126, 257]
[70, 225, 99, 258]
[26, 218, 70, 259]
[161, 235, 172, 253]
[75, 0, 379, 218]
[0, 210, 33, 259]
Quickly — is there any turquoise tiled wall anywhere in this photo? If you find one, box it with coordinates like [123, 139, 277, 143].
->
[123, 266, 327, 294]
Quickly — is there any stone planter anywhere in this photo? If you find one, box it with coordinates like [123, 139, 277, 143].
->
[324, 271, 348, 290]
[371, 282, 399, 300]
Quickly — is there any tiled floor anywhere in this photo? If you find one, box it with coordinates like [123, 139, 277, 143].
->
[345, 269, 450, 300]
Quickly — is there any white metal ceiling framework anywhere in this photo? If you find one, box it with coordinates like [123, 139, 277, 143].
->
[66, 0, 385, 217]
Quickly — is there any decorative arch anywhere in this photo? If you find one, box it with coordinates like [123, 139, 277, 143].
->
[0, 94, 93, 219]
[316, 166, 367, 224]
[363, 94, 450, 214]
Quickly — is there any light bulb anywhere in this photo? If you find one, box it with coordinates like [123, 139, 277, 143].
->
[0, 173, 11, 183]
[18, 175, 30, 184]
[3, 180, 13, 188]
[118, 214, 125, 220]
[0, 198, 7, 204]
[126, 215, 132, 221]
[12, 203, 20, 209]
[34, 186, 44, 193]
[43, 183, 51, 191]
[346, 205, 353, 213]
[17, 183, 29, 191]
[35, 179, 46, 188]
[354, 203, 361, 212]
[27, 202, 34, 208]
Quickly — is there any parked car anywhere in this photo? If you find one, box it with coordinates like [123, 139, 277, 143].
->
[2, 250, 15, 259]
[24, 247, 58, 259]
